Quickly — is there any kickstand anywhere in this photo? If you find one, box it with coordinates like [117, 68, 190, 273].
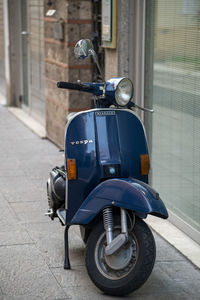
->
[64, 225, 71, 269]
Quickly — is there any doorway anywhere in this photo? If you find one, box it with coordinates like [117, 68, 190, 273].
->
[20, 0, 45, 126]
[20, 0, 29, 107]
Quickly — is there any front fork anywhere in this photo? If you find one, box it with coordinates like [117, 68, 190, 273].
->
[103, 207, 129, 255]
[103, 207, 114, 244]
[63, 207, 129, 270]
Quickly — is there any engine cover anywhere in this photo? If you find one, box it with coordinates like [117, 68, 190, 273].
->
[46, 166, 66, 219]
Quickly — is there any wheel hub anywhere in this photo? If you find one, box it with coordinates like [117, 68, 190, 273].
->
[95, 228, 138, 280]
[104, 242, 132, 270]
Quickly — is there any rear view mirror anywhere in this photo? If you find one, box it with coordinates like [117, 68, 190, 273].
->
[74, 39, 94, 59]
[74, 39, 104, 81]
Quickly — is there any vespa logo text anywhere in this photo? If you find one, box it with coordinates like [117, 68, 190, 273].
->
[70, 139, 93, 145]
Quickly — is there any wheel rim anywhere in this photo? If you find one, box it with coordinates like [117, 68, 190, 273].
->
[94, 228, 138, 280]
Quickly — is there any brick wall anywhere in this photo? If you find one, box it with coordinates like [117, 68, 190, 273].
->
[44, 0, 93, 147]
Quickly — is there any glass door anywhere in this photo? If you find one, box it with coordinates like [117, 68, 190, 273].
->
[20, 0, 29, 107]
[145, 0, 200, 236]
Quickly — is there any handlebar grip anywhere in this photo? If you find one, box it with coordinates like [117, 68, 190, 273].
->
[57, 81, 85, 91]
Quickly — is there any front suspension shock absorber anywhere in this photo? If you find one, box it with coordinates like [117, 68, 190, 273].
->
[103, 206, 113, 245]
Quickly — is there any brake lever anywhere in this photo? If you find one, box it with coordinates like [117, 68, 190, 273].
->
[130, 102, 154, 113]
[134, 104, 154, 113]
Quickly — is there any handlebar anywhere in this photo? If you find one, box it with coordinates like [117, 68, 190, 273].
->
[57, 81, 97, 93]
[57, 81, 85, 91]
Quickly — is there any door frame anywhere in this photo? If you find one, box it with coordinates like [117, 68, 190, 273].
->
[4, 0, 31, 109]
[129, 0, 146, 120]
[4, 0, 23, 107]
[20, 0, 31, 112]
[3, 0, 10, 105]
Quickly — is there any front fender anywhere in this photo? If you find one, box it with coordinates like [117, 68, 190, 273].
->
[70, 178, 168, 225]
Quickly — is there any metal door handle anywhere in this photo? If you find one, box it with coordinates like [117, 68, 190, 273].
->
[21, 31, 31, 35]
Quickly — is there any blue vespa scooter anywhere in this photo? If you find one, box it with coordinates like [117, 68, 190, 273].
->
[46, 39, 168, 296]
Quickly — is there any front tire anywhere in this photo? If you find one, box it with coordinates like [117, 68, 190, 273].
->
[85, 216, 156, 296]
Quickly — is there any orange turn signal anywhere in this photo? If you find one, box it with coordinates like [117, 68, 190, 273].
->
[67, 159, 77, 180]
[140, 154, 149, 175]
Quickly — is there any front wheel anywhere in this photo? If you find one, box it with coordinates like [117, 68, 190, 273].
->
[85, 216, 156, 296]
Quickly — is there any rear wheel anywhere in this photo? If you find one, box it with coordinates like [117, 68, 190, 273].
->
[85, 216, 156, 296]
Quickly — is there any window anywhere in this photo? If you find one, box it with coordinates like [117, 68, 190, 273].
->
[145, 0, 200, 234]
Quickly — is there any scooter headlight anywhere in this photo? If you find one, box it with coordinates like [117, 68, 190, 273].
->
[115, 78, 133, 106]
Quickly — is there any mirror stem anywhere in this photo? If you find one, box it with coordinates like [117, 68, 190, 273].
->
[89, 49, 106, 97]
[89, 49, 104, 82]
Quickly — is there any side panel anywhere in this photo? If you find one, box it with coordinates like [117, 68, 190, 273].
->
[65, 111, 100, 221]
[70, 178, 168, 225]
[116, 110, 149, 182]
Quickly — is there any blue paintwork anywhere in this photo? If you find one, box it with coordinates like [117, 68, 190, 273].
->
[65, 108, 151, 223]
[70, 178, 168, 225]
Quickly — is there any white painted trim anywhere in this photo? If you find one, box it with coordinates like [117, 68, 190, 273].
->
[168, 209, 200, 245]
[0, 91, 6, 106]
[8, 107, 46, 138]
[3, 0, 10, 104]
[146, 214, 200, 269]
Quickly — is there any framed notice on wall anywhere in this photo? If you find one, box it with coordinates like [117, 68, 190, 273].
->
[101, 0, 117, 48]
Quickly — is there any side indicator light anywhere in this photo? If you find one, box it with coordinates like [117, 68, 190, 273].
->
[67, 159, 77, 180]
[140, 154, 149, 175]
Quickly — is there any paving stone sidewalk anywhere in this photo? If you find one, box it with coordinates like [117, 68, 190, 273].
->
[0, 105, 200, 300]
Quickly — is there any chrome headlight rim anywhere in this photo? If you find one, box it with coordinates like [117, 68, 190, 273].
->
[115, 78, 134, 107]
